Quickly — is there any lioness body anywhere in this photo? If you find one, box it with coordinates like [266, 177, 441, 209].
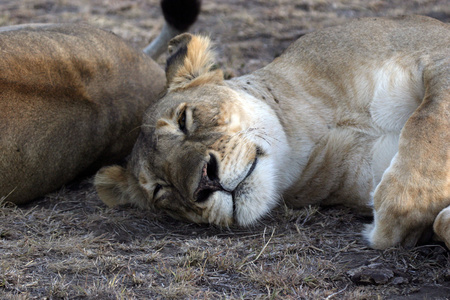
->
[1, 24, 165, 204]
[240, 16, 447, 210]
[96, 16, 450, 249]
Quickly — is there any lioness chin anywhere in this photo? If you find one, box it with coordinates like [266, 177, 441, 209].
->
[95, 15, 450, 250]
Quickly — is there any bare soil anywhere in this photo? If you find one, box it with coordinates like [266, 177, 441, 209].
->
[1, 1, 449, 299]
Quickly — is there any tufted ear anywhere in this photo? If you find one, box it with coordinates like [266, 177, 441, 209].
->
[165, 33, 223, 91]
[94, 165, 148, 209]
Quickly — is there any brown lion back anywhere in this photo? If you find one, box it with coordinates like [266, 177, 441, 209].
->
[0, 24, 165, 204]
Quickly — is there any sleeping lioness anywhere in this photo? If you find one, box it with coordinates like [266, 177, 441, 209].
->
[0, 24, 165, 204]
[0, 1, 202, 205]
[95, 15, 450, 249]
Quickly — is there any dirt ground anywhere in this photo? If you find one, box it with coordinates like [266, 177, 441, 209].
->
[1, 0, 450, 299]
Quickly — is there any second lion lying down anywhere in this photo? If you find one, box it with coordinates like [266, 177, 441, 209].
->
[95, 15, 450, 250]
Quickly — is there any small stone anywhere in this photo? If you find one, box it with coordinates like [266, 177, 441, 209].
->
[347, 265, 394, 285]
[392, 276, 408, 285]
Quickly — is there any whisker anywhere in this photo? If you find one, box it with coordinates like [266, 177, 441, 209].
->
[140, 124, 157, 129]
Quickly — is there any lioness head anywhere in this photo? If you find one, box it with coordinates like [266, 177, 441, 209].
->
[95, 33, 290, 226]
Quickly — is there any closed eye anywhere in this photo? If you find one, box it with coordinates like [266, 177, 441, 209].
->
[153, 184, 163, 199]
[177, 108, 187, 134]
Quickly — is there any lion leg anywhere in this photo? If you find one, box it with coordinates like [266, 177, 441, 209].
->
[434, 206, 450, 249]
[365, 58, 450, 249]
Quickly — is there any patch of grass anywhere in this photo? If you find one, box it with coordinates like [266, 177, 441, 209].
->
[1, 178, 449, 299]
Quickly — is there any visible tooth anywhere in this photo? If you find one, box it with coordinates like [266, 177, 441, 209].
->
[202, 163, 207, 177]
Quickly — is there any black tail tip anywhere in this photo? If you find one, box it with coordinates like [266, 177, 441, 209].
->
[161, 0, 202, 32]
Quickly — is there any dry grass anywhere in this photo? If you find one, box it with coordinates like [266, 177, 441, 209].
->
[1, 0, 449, 299]
[1, 178, 449, 299]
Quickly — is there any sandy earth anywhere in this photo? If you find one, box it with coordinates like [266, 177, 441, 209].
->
[1, 0, 449, 299]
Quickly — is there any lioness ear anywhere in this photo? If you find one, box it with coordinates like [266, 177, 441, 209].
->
[165, 33, 223, 91]
[94, 165, 147, 209]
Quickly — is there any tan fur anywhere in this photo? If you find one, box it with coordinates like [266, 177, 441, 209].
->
[95, 16, 450, 249]
[95, 166, 148, 209]
[434, 207, 450, 248]
[167, 34, 223, 91]
[0, 24, 165, 205]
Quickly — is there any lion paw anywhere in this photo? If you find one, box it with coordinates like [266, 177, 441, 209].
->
[364, 172, 439, 249]
[364, 218, 432, 249]
[433, 206, 450, 249]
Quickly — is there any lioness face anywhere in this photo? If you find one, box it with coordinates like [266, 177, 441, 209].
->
[95, 34, 289, 226]
[131, 84, 283, 226]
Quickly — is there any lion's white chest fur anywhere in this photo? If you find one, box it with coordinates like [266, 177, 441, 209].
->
[370, 58, 424, 132]
[369, 57, 424, 187]
[232, 56, 425, 211]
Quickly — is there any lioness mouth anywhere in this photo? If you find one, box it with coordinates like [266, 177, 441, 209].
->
[231, 157, 258, 218]
[232, 157, 258, 194]
[241, 157, 258, 184]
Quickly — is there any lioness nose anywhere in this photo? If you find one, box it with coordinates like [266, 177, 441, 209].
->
[193, 153, 224, 202]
